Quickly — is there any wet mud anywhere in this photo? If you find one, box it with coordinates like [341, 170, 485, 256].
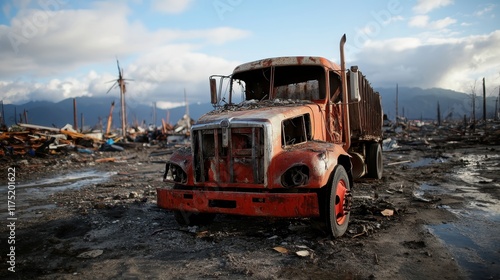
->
[0, 143, 499, 279]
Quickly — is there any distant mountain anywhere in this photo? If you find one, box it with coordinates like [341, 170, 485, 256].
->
[1, 87, 497, 128]
[1, 96, 215, 129]
[375, 86, 497, 121]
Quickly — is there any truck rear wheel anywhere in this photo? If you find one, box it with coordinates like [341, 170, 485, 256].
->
[324, 165, 352, 237]
[173, 211, 216, 226]
[367, 142, 383, 179]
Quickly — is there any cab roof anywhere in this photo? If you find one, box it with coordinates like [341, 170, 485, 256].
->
[233, 56, 341, 74]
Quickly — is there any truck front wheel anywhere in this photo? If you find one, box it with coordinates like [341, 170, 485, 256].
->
[173, 211, 216, 226]
[323, 165, 352, 238]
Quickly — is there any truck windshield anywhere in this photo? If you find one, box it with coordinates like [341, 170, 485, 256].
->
[231, 65, 326, 103]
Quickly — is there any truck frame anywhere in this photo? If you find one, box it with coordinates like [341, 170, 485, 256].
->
[157, 34, 383, 237]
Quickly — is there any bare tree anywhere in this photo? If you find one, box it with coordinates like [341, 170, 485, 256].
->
[469, 80, 478, 133]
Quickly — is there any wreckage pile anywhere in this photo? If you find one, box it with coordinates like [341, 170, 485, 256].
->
[0, 113, 197, 158]
[382, 119, 500, 149]
[0, 123, 105, 157]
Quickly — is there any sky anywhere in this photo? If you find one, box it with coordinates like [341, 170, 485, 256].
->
[0, 0, 499, 109]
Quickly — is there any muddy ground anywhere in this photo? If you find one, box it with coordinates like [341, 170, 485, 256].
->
[0, 139, 499, 279]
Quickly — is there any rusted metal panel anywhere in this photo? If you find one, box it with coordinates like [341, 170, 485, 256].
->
[200, 101, 315, 124]
[233, 56, 341, 74]
[268, 141, 348, 189]
[156, 188, 320, 217]
[348, 70, 383, 142]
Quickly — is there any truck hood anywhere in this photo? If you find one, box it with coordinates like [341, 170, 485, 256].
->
[196, 100, 320, 126]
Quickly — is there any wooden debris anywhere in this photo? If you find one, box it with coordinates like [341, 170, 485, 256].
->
[381, 209, 394, 216]
[0, 123, 105, 156]
[273, 246, 288, 254]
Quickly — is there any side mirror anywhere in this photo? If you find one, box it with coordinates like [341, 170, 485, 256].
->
[209, 78, 218, 105]
[349, 66, 361, 102]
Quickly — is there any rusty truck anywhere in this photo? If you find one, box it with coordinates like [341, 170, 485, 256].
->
[157, 34, 383, 237]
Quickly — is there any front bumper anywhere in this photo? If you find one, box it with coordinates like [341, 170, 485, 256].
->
[156, 188, 320, 217]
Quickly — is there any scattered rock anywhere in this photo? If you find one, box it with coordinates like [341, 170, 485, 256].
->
[296, 250, 310, 257]
[129, 191, 138, 198]
[77, 249, 103, 259]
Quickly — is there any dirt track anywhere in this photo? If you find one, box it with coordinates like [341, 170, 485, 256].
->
[1, 140, 499, 279]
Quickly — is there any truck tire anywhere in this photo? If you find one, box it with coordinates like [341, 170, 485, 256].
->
[367, 142, 383, 179]
[173, 211, 216, 226]
[324, 165, 351, 238]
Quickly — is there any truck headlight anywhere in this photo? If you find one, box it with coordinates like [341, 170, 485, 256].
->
[164, 163, 187, 183]
[281, 165, 309, 188]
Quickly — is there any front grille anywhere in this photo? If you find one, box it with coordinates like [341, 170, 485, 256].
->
[193, 126, 264, 184]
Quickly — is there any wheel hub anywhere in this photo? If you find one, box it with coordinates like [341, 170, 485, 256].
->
[335, 182, 352, 224]
[343, 189, 352, 215]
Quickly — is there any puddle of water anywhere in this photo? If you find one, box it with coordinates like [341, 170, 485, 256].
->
[419, 183, 447, 194]
[428, 219, 500, 279]
[0, 170, 114, 219]
[2, 170, 116, 197]
[13, 170, 114, 189]
[424, 151, 500, 279]
[24, 204, 57, 212]
[408, 157, 446, 168]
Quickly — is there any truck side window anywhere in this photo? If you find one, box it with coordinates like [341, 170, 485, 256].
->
[330, 71, 342, 103]
[281, 114, 311, 146]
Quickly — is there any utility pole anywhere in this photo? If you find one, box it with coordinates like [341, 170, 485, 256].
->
[119, 77, 126, 138]
[437, 101, 441, 126]
[497, 86, 500, 120]
[107, 60, 131, 140]
[482, 77, 486, 121]
[395, 83, 399, 124]
[23, 109, 28, 124]
[73, 98, 78, 131]
[0, 100, 5, 126]
[106, 101, 115, 136]
[184, 88, 191, 130]
[81, 113, 84, 132]
[472, 87, 476, 132]
[495, 96, 498, 121]
[463, 114, 467, 135]
[152, 101, 157, 128]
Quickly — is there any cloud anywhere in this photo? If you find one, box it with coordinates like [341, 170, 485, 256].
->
[409, 15, 429, 27]
[0, 2, 249, 77]
[2, 2, 12, 18]
[409, 15, 456, 29]
[151, 0, 193, 14]
[430, 17, 456, 29]
[358, 15, 405, 36]
[124, 45, 241, 108]
[0, 5, 244, 108]
[0, 70, 114, 105]
[0, 45, 242, 107]
[1, 2, 149, 75]
[413, 0, 453, 14]
[352, 30, 500, 95]
[474, 4, 495, 17]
